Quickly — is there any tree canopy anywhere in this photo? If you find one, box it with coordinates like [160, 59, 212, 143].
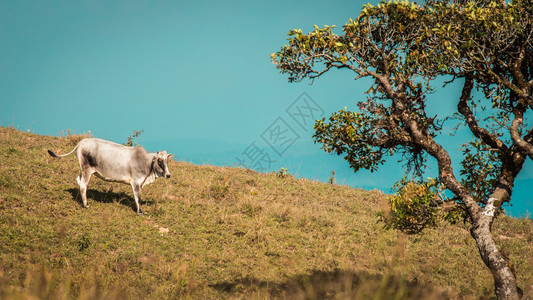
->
[272, 0, 532, 298]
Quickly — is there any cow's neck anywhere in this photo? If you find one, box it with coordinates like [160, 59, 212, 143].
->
[142, 171, 158, 187]
[142, 156, 159, 187]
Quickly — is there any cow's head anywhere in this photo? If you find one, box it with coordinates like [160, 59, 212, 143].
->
[153, 151, 174, 178]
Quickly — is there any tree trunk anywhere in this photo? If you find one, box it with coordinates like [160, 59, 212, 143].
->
[470, 215, 519, 300]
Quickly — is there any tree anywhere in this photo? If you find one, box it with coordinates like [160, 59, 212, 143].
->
[272, 0, 532, 299]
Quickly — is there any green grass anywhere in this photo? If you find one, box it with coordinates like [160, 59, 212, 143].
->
[0, 126, 532, 299]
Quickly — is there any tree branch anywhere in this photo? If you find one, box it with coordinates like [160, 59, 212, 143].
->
[510, 106, 533, 160]
[487, 69, 531, 100]
[457, 74, 508, 152]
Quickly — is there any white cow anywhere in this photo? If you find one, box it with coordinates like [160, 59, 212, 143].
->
[48, 138, 173, 215]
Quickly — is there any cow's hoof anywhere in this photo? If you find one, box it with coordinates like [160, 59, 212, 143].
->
[137, 212, 143, 216]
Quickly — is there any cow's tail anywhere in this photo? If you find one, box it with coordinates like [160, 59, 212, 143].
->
[48, 143, 80, 158]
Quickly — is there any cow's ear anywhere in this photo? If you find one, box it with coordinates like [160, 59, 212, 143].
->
[168, 154, 174, 159]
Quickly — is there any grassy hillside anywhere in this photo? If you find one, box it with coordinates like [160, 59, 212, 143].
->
[0, 127, 531, 299]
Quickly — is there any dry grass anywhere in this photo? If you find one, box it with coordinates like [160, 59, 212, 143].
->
[0, 126, 532, 299]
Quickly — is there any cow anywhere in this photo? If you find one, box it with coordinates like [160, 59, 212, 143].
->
[48, 138, 173, 216]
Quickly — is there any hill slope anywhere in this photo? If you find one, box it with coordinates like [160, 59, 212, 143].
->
[0, 127, 531, 299]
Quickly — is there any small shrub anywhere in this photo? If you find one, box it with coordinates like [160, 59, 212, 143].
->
[245, 179, 257, 187]
[276, 167, 289, 179]
[204, 180, 235, 201]
[380, 177, 441, 234]
[328, 170, 336, 184]
[272, 206, 291, 224]
[442, 203, 467, 225]
[77, 234, 91, 252]
[123, 130, 144, 147]
[6, 147, 19, 156]
[240, 202, 262, 217]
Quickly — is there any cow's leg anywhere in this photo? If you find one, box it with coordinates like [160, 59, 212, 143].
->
[131, 183, 143, 216]
[77, 170, 93, 208]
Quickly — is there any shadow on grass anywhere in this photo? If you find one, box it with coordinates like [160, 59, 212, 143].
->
[210, 269, 450, 299]
[66, 188, 151, 213]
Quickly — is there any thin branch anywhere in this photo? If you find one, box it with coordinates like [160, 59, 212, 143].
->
[457, 74, 508, 152]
